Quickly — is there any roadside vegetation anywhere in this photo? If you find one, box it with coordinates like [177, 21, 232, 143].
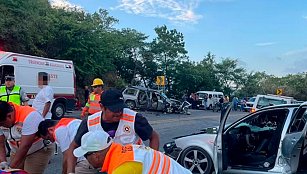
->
[1, 0, 307, 101]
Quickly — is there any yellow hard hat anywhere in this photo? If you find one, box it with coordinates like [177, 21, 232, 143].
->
[91, 78, 104, 87]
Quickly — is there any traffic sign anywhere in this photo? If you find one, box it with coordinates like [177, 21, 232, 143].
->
[276, 88, 283, 95]
[156, 76, 165, 86]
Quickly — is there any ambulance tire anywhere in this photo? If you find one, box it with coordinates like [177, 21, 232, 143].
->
[52, 102, 65, 120]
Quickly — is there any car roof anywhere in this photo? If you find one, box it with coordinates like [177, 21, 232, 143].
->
[256, 94, 295, 100]
[126, 86, 160, 92]
[256, 103, 301, 112]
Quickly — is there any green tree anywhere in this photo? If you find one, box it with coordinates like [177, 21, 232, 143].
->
[150, 25, 188, 94]
[237, 72, 270, 97]
[258, 73, 307, 101]
[198, 52, 221, 91]
[0, 0, 51, 55]
[283, 73, 307, 100]
[112, 29, 148, 85]
[45, 8, 119, 86]
[215, 58, 246, 96]
[139, 50, 159, 88]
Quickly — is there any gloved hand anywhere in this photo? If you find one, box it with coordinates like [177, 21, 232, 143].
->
[0, 161, 9, 170]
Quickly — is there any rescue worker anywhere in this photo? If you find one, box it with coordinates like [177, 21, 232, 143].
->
[37, 118, 97, 174]
[67, 89, 160, 173]
[0, 101, 53, 173]
[81, 78, 104, 118]
[74, 130, 192, 174]
[0, 75, 29, 158]
[0, 75, 29, 106]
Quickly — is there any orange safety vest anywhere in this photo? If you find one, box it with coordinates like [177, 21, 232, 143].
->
[101, 143, 191, 174]
[101, 144, 135, 173]
[53, 118, 76, 141]
[83, 92, 102, 115]
[7, 103, 44, 154]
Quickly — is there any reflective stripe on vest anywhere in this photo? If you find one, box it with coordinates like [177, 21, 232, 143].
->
[101, 144, 173, 174]
[7, 103, 44, 154]
[87, 109, 143, 145]
[87, 112, 103, 130]
[0, 86, 21, 105]
[87, 93, 101, 114]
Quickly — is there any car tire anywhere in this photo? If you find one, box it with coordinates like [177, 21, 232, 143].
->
[179, 146, 213, 174]
[125, 100, 136, 109]
[52, 102, 65, 120]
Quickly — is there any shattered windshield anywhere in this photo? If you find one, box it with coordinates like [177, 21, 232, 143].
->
[256, 97, 287, 109]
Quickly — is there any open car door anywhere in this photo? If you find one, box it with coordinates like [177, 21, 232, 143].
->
[282, 102, 307, 173]
[213, 104, 232, 174]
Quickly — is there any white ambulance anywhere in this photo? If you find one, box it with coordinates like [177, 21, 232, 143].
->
[0, 51, 76, 119]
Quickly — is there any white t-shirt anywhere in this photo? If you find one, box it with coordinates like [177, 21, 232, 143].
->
[32, 86, 54, 119]
[54, 119, 81, 152]
[54, 119, 85, 161]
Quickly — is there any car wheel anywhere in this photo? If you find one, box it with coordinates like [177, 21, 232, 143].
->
[179, 146, 213, 174]
[52, 102, 65, 120]
[125, 100, 136, 109]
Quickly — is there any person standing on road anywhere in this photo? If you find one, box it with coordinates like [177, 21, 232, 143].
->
[232, 96, 239, 111]
[37, 118, 98, 174]
[219, 96, 224, 111]
[84, 86, 90, 106]
[81, 78, 104, 118]
[74, 130, 191, 174]
[0, 101, 54, 173]
[203, 93, 208, 110]
[0, 75, 29, 106]
[189, 93, 197, 109]
[32, 72, 54, 119]
[67, 88, 160, 173]
[224, 95, 229, 103]
[241, 98, 247, 111]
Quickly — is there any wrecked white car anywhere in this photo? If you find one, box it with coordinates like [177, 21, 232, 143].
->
[164, 103, 307, 174]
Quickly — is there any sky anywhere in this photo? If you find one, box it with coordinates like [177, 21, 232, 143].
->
[50, 0, 307, 76]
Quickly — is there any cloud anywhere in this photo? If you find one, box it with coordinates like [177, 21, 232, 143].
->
[49, 0, 83, 11]
[303, 15, 307, 20]
[284, 58, 307, 74]
[282, 47, 307, 57]
[255, 42, 276, 47]
[279, 47, 307, 74]
[113, 0, 202, 24]
[276, 56, 282, 61]
[277, 47, 307, 61]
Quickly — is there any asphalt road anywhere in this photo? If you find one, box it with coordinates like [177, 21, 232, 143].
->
[45, 109, 247, 173]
